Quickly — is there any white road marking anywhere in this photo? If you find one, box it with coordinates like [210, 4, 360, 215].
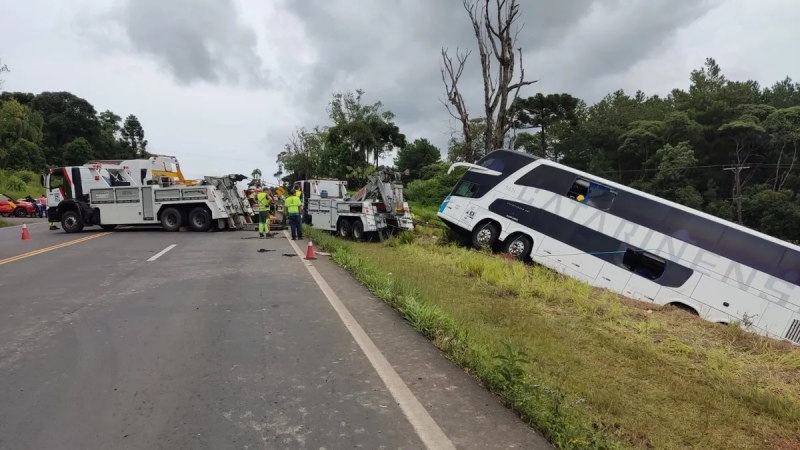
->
[285, 232, 456, 450]
[147, 244, 176, 262]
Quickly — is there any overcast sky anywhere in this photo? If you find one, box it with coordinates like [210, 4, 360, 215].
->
[1, 0, 799, 183]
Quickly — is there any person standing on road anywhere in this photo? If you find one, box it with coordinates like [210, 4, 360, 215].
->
[256, 189, 271, 238]
[38, 194, 46, 218]
[43, 193, 59, 230]
[285, 189, 303, 240]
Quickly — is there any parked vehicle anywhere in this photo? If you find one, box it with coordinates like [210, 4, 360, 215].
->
[305, 169, 414, 241]
[0, 194, 17, 217]
[0, 194, 36, 217]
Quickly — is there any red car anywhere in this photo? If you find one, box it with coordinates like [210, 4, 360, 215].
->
[0, 194, 36, 217]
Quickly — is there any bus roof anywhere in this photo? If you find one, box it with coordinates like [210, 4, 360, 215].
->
[478, 148, 800, 253]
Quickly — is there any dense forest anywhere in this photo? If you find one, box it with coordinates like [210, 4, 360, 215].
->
[0, 60, 149, 175]
[273, 58, 800, 243]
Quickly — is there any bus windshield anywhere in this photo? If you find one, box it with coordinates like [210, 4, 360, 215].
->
[450, 150, 538, 199]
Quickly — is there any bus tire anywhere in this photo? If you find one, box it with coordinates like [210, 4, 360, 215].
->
[188, 207, 213, 232]
[160, 207, 182, 232]
[100, 224, 117, 231]
[471, 222, 499, 250]
[503, 234, 533, 261]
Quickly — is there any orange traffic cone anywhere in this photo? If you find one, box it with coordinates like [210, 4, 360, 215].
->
[21, 223, 30, 241]
[305, 239, 317, 260]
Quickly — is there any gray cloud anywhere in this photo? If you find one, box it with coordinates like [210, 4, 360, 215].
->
[97, 0, 274, 89]
[282, 0, 720, 155]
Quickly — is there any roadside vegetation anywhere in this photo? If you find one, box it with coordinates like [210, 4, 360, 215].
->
[0, 169, 44, 227]
[305, 224, 800, 450]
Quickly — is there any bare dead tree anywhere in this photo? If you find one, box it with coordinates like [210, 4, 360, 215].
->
[440, 0, 538, 160]
[441, 48, 474, 159]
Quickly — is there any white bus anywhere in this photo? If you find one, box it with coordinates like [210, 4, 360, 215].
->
[438, 149, 800, 345]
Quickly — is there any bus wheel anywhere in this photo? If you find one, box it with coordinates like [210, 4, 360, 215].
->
[471, 222, 499, 250]
[503, 234, 532, 261]
[100, 224, 117, 231]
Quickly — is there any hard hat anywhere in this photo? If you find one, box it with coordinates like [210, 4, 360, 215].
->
[576, 194, 585, 202]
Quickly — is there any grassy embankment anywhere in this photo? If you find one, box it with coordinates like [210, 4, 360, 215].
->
[305, 203, 800, 450]
[0, 170, 45, 227]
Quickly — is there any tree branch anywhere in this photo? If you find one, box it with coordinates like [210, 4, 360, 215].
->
[440, 46, 473, 152]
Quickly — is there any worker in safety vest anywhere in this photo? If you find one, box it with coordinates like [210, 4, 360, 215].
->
[256, 190, 271, 238]
[285, 188, 303, 240]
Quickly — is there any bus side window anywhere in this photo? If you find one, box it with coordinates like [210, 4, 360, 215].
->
[567, 177, 617, 210]
[776, 249, 800, 285]
[622, 248, 666, 280]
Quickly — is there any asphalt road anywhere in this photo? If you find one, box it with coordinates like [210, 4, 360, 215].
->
[0, 224, 552, 450]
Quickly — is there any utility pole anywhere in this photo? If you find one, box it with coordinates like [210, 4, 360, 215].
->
[723, 165, 750, 224]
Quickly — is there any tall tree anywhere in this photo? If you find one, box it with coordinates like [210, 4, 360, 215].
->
[63, 137, 93, 166]
[120, 114, 148, 158]
[394, 138, 442, 181]
[249, 168, 262, 188]
[95, 110, 123, 160]
[31, 91, 101, 164]
[511, 93, 580, 158]
[0, 99, 46, 171]
[441, 0, 537, 160]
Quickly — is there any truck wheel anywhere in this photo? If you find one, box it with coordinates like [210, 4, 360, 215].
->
[61, 210, 84, 233]
[188, 207, 212, 232]
[352, 220, 365, 240]
[100, 225, 117, 231]
[160, 207, 182, 232]
[336, 219, 351, 239]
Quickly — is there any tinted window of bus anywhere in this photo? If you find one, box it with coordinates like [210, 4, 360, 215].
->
[514, 164, 578, 198]
[610, 191, 670, 230]
[479, 158, 504, 172]
[458, 150, 537, 198]
[714, 227, 785, 276]
[657, 209, 725, 250]
[476, 150, 537, 175]
[777, 250, 800, 285]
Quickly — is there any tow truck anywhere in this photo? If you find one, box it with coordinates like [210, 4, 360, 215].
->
[44, 156, 257, 233]
[304, 169, 414, 241]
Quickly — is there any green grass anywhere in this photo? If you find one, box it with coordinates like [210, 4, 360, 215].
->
[0, 169, 45, 199]
[305, 225, 800, 450]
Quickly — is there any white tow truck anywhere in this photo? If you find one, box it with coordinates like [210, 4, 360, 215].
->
[45, 156, 257, 233]
[304, 169, 414, 241]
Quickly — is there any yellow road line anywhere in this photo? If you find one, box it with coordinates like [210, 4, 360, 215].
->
[0, 232, 111, 266]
